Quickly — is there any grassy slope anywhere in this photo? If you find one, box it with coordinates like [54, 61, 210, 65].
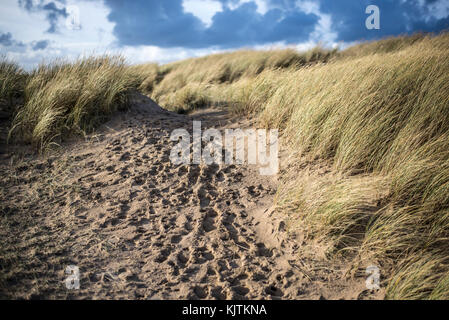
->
[0, 58, 26, 118]
[1, 32, 449, 299]
[258, 33, 449, 299]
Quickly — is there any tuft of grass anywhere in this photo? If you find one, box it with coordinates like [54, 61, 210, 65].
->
[157, 83, 212, 114]
[130, 63, 171, 95]
[0, 57, 26, 118]
[8, 55, 136, 152]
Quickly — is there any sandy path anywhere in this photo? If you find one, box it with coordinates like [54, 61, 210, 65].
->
[0, 93, 375, 299]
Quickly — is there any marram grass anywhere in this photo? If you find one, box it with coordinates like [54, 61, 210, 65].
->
[238, 32, 449, 300]
[8, 55, 137, 152]
[133, 47, 337, 113]
[0, 57, 26, 117]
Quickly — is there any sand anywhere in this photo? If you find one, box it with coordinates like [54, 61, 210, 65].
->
[0, 93, 383, 299]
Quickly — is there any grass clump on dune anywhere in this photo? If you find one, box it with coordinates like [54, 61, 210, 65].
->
[130, 63, 171, 96]
[157, 83, 212, 114]
[8, 55, 136, 152]
[0, 58, 26, 118]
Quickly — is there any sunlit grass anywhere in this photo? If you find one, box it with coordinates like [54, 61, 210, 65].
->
[133, 46, 337, 112]
[242, 32, 449, 299]
[0, 57, 26, 118]
[7, 55, 136, 152]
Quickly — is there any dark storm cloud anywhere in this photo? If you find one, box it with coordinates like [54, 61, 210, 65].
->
[203, 2, 316, 47]
[103, 0, 449, 49]
[104, 0, 205, 47]
[18, 0, 68, 33]
[317, 0, 449, 42]
[103, 0, 318, 48]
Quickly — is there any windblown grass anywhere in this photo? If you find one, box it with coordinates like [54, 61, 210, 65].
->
[8, 55, 136, 152]
[134, 47, 337, 112]
[130, 63, 171, 95]
[339, 32, 429, 58]
[0, 58, 26, 117]
[222, 32, 449, 299]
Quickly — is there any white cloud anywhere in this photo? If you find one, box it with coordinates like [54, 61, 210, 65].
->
[182, 0, 223, 27]
[296, 1, 338, 46]
[424, 0, 449, 20]
[0, 0, 47, 42]
[0, 0, 117, 70]
[122, 45, 224, 66]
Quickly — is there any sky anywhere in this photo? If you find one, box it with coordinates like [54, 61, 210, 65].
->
[1, 0, 448, 69]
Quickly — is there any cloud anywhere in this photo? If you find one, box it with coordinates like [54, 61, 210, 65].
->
[203, 3, 317, 46]
[104, 0, 318, 48]
[32, 39, 50, 50]
[183, 0, 223, 27]
[0, 31, 25, 47]
[105, 0, 204, 48]
[121, 44, 225, 66]
[18, 0, 68, 33]
[0, 32, 14, 46]
[1, 0, 117, 70]
[1, 30, 49, 55]
[41, 1, 68, 33]
[3, 0, 449, 70]
[103, 0, 449, 49]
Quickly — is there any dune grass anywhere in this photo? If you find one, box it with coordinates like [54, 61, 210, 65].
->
[134, 35, 440, 115]
[8, 55, 137, 152]
[133, 47, 337, 113]
[0, 58, 26, 118]
[338, 32, 429, 58]
[213, 32, 449, 299]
